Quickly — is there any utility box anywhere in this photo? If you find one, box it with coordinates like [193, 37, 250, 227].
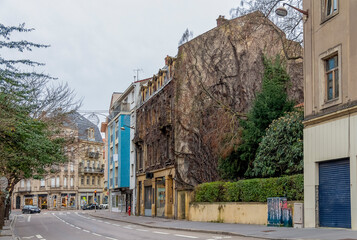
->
[293, 203, 304, 228]
[267, 197, 287, 226]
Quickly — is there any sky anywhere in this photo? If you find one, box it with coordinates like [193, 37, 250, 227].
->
[0, 0, 240, 121]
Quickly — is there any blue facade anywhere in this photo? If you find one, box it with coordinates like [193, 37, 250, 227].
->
[107, 114, 130, 189]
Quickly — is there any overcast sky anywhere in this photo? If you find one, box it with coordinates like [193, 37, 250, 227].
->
[0, 0, 239, 119]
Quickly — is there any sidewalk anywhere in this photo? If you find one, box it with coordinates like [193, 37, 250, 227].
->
[88, 211, 357, 240]
[0, 215, 17, 240]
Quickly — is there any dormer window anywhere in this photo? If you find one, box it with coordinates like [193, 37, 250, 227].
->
[88, 128, 95, 140]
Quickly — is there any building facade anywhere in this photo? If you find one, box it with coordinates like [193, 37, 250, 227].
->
[303, 0, 357, 229]
[12, 112, 104, 210]
[135, 56, 176, 218]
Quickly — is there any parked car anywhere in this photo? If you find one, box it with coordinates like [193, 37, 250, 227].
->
[81, 203, 99, 210]
[99, 203, 108, 209]
[22, 205, 41, 214]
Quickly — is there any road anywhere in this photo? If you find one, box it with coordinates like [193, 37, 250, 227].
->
[13, 210, 261, 240]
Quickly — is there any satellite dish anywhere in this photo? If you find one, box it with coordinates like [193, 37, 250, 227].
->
[87, 113, 100, 126]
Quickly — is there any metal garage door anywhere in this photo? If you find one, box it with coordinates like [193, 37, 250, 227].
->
[319, 159, 351, 228]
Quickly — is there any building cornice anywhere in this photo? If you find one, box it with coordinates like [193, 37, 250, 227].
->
[304, 102, 357, 127]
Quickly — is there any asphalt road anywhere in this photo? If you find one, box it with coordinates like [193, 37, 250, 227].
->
[13, 210, 261, 240]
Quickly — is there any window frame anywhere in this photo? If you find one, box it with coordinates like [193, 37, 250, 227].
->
[321, 0, 339, 23]
[319, 44, 342, 109]
[325, 54, 339, 101]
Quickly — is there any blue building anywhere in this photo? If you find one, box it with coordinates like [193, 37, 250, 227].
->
[107, 97, 131, 212]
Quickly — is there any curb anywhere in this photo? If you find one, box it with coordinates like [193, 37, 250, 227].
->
[87, 213, 291, 240]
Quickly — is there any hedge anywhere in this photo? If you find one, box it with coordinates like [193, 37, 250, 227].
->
[194, 174, 303, 202]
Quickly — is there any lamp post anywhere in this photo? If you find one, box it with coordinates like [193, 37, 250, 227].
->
[275, 3, 308, 17]
[120, 125, 135, 131]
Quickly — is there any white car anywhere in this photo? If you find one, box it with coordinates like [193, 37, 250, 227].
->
[99, 204, 108, 209]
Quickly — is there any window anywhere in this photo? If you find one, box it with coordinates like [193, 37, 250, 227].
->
[70, 177, 74, 187]
[92, 177, 95, 185]
[87, 176, 90, 185]
[81, 176, 84, 185]
[131, 164, 134, 177]
[70, 163, 74, 172]
[322, 0, 338, 21]
[40, 179, 45, 187]
[88, 128, 95, 140]
[64, 177, 67, 187]
[87, 160, 90, 168]
[97, 178, 100, 185]
[325, 55, 339, 100]
[56, 177, 60, 187]
[20, 180, 25, 188]
[51, 178, 55, 187]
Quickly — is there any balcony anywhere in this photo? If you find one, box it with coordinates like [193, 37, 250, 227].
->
[86, 151, 100, 159]
[79, 167, 104, 174]
[108, 102, 130, 120]
[18, 187, 31, 192]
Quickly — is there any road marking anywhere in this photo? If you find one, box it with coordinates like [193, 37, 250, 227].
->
[153, 231, 169, 235]
[92, 233, 102, 237]
[44, 213, 48, 215]
[70, 224, 75, 227]
[22, 237, 34, 239]
[136, 229, 148, 232]
[75, 227, 81, 229]
[174, 234, 199, 239]
[35, 235, 42, 239]
[97, 220, 103, 222]
[83, 230, 90, 233]
[124, 226, 133, 229]
[105, 237, 118, 240]
[27, 215, 31, 222]
[104, 221, 111, 224]
[112, 224, 120, 227]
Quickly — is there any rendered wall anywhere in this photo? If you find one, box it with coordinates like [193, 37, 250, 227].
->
[188, 202, 268, 225]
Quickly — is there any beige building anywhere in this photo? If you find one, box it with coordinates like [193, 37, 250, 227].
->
[12, 112, 104, 210]
[303, 0, 357, 229]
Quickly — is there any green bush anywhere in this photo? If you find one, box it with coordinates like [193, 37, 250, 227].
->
[194, 174, 303, 202]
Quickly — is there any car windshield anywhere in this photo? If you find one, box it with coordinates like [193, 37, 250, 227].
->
[29, 206, 37, 209]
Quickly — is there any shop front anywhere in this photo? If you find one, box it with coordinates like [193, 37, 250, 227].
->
[38, 194, 48, 209]
[24, 195, 34, 206]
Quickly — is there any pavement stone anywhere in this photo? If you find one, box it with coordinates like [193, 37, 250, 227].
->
[88, 210, 357, 240]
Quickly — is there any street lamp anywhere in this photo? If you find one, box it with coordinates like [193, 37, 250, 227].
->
[120, 125, 135, 131]
[275, 3, 308, 18]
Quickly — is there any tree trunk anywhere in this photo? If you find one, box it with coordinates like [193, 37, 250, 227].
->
[0, 192, 5, 230]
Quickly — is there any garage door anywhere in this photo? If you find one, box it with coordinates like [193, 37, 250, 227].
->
[319, 159, 351, 228]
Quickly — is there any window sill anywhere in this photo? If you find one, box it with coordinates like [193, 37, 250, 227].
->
[322, 98, 341, 109]
[321, 11, 339, 25]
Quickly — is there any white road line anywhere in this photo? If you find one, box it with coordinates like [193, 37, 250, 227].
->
[35, 235, 42, 239]
[92, 233, 102, 237]
[112, 224, 120, 227]
[124, 226, 133, 229]
[27, 215, 31, 222]
[153, 231, 169, 235]
[105, 237, 118, 240]
[70, 224, 75, 227]
[174, 234, 199, 239]
[97, 220, 103, 222]
[104, 222, 111, 224]
[91, 219, 96, 221]
[136, 229, 148, 232]
[83, 230, 90, 233]
[44, 213, 48, 215]
[75, 227, 81, 229]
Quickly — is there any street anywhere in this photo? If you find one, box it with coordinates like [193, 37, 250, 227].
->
[13, 210, 261, 240]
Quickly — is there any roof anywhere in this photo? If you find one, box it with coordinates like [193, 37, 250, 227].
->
[64, 112, 103, 143]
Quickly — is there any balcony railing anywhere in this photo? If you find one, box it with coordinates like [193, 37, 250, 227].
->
[79, 167, 104, 174]
[18, 187, 31, 192]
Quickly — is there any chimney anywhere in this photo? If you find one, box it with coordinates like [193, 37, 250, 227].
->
[216, 15, 227, 27]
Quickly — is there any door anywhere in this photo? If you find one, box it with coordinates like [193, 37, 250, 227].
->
[16, 196, 21, 209]
[319, 159, 351, 228]
[144, 186, 152, 216]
